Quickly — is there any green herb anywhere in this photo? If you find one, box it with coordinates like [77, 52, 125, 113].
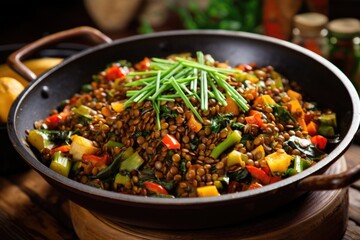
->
[210, 113, 234, 133]
[123, 52, 250, 129]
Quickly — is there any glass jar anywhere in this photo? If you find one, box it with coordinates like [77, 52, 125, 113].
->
[292, 12, 329, 58]
[327, 18, 360, 94]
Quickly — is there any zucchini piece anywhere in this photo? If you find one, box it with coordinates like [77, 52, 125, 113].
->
[318, 124, 335, 137]
[50, 151, 71, 177]
[28, 129, 54, 151]
[319, 113, 337, 127]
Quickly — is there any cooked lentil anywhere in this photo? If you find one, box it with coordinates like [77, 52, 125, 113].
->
[28, 52, 339, 198]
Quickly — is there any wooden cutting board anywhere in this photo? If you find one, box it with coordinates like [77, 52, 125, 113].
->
[70, 157, 348, 240]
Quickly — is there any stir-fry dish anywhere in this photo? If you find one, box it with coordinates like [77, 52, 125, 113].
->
[27, 52, 339, 198]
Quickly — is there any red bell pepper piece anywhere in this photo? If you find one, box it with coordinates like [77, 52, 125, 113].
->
[135, 57, 151, 71]
[106, 65, 127, 80]
[50, 145, 71, 155]
[245, 110, 266, 129]
[143, 181, 169, 195]
[44, 114, 63, 128]
[248, 182, 263, 190]
[82, 153, 109, 168]
[161, 134, 181, 149]
[311, 135, 327, 150]
[246, 165, 281, 185]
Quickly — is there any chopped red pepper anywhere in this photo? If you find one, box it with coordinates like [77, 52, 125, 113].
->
[248, 182, 263, 190]
[246, 165, 281, 185]
[82, 153, 109, 168]
[106, 65, 127, 80]
[161, 134, 181, 149]
[143, 181, 169, 195]
[44, 114, 63, 129]
[245, 110, 266, 129]
[311, 135, 327, 150]
[50, 145, 71, 155]
[135, 57, 151, 71]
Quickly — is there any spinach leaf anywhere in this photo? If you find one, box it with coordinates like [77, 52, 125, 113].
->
[272, 105, 296, 123]
[283, 136, 325, 161]
[210, 113, 234, 133]
[227, 169, 251, 183]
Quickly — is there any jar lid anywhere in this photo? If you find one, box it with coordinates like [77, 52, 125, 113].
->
[293, 12, 329, 34]
[327, 18, 360, 37]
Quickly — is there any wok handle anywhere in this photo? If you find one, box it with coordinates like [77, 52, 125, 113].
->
[297, 164, 360, 190]
[7, 26, 112, 82]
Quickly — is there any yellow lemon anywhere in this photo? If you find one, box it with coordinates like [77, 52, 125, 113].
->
[0, 77, 25, 123]
[0, 58, 63, 86]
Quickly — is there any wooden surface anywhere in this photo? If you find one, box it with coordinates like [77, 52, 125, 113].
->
[1, 144, 360, 240]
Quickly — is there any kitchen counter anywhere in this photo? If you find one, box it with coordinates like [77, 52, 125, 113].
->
[0, 144, 360, 239]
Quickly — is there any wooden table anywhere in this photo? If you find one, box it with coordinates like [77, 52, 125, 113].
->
[1, 145, 360, 240]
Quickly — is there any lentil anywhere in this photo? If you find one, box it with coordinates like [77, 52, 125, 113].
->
[29, 54, 336, 198]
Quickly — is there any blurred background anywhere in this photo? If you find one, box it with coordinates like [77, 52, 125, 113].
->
[0, 0, 359, 88]
[0, 0, 358, 42]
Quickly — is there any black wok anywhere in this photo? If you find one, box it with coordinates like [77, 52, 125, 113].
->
[7, 27, 360, 229]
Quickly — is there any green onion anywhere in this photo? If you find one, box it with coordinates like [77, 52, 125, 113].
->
[169, 77, 203, 123]
[123, 52, 249, 122]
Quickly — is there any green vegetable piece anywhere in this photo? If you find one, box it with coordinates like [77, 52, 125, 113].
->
[28, 129, 54, 151]
[121, 147, 134, 160]
[81, 84, 93, 93]
[113, 173, 131, 189]
[210, 130, 242, 159]
[270, 70, 284, 90]
[106, 140, 124, 148]
[50, 151, 71, 177]
[318, 124, 335, 137]
[91, 153, 123, 180]
[120, 152, 144, 172]
[319, 113, 337, 128]
[73, 105, 93, 119]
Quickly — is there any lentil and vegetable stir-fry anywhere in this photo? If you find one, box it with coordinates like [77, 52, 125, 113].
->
[27, 52, 339, 198]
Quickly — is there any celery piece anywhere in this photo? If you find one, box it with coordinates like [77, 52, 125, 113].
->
[73, 105, 94, 119]
[50, 151, 71, 177]
[210, 130, 242, 159]
[113, 173, 131, 189]
[120, 152, 144, 172]
[28, 129, 54, 151]
[121, 147, 134, 160]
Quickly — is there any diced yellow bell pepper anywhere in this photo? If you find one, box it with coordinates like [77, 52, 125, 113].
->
[253, 94, 276, 107]
[288, 99, 304, 116]
[287, 89, 302, 100]
[196, 185, 220, 197]
[265, 151, 293, 173]
[111, 99, 127, 113]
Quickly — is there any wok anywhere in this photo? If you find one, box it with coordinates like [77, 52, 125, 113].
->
[7, 27, 360, 229]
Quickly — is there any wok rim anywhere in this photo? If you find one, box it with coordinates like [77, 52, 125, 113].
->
[7, 29, 360, 206]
